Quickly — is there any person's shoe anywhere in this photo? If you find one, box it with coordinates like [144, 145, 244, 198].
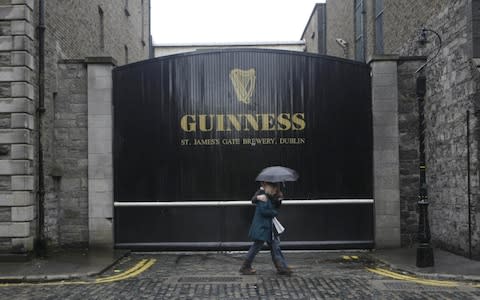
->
[239, 262, 256, 275]
[277, 266, 293, 276]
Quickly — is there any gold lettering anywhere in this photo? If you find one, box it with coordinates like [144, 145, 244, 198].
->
[261, 114, 276, 131]
[180, 115, 196, 132]
[226, 114, 242, 131]
[199, 114, 214, 132]
[216, 114, 225, 131]
[244, 114, 260, 131]
[292, 113, 306, 130]
[277, 113, 291, 131]
[180, 112, 306, 132]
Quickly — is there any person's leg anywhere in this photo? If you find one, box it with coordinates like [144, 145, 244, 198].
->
[269, 236, 292, 275]
[240, 240, 264, 275]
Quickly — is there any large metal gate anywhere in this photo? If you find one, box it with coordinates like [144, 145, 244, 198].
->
[113, 49, 373, 250]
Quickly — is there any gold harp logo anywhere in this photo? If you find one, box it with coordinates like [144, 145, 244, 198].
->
[229, 68, 256, 104]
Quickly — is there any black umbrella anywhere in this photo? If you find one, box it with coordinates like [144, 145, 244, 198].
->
[255, 166, 299, 183]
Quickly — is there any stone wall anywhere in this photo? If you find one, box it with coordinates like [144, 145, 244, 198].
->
[0, 0, 36, 253]
[326, 0, 354, 59]
[396, 58, 425, 246]
[46, 61, 88, 247]
[393, 0, 480, 257]
[39, 1, 150, 248]
[318, 0, 480, 257]
[301, 4, 325, 55]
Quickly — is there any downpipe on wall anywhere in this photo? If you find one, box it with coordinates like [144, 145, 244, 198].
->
[467, 110, 472, 259]
[34, 0, 46, 257]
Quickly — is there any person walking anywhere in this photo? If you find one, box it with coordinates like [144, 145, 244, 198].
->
[239, 182, 292, 275]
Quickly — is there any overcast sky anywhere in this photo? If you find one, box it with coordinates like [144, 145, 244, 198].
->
[151, 0, 325, 44]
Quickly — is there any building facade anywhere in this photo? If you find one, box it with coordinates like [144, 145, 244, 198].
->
[303, 0, 480, 259]
[154, 41, 306, 57]
[0, 0, 150, 257]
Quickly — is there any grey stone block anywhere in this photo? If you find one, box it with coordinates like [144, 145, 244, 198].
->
[89, 217, 113, 247]
[11, 113, 33, 129]
[11, 144, 33, 159]
[373, 86, 398, 101]
[0, 6, 30, 21]
[372, 100, 397, 112]
[0, 98, 34, 113]
[11, 175, 33, 190]
[88, 191, 113, 218]
[11, 51, 34, 70]
[372, 73, 397, 87]
[0, 191, 33, 206]
[0, 66, 32, 82]
[11, 205, 34, 221]
[0, 129, 30, 143]
[373, 111, 398, 125]
[13, 36, 32, 52]
[12, 0, 34, 10]
[0, 160, 31, 175]
[0, 221, 29, 237]
[371, 60, 398, 75]
[374, 149, 400, 164]
[11, 20, 34, 39]
[373, 125, 399, 138]
[11, 236, 33, 251]
[11, 82, 33, 99]
[0, 36, 13, 51]
[88, 97, 112, 115]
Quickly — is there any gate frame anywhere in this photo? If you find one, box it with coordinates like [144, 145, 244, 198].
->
[87, 53, 403, 249]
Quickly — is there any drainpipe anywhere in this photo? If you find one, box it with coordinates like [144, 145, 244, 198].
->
[467, 110, 472, 259]
[35, 0, 46, 256]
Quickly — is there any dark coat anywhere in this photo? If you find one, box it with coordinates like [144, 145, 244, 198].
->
[248, 189, 279, 241]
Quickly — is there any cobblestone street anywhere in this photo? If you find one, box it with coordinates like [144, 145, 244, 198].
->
[0, 252, 479, 299]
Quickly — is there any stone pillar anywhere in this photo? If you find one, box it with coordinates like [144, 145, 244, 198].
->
[0, 0, 35, 255]
[86, 57, 116, 248]
[369, 55, 401, 248]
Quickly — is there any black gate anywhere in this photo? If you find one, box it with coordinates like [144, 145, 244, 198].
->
[113, 49, 373, 250]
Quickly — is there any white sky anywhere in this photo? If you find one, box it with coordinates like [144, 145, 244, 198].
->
[151, 0, 325, 44]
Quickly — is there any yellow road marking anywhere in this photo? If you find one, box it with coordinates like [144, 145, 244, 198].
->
[0, 259, 156, 287]
[95, 259, 156, 284]
[366, 267, 471, 288]
[342, 256, 351, 260]
[95, 259, 149, 282]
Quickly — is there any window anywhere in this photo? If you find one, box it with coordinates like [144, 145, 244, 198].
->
[375, 0, 384, 54]
[98, 6, 104, 50]
[124, 45, 128, 64]
[354, 0, 365, 61]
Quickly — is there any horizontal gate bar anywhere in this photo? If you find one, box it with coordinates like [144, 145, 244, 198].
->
[115, 240, 375, 250]
[114, 199, 374, 207]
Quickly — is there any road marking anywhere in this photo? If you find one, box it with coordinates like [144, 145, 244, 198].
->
[366, 267, 480, 288]
[0, 259, 156, 287]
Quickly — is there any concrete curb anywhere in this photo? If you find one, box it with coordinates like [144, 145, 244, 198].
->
[365, 253, 480, 283]
[0, 250, 130, 284]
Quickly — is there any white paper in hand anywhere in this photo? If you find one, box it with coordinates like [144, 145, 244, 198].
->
[273, 217, 285, 235]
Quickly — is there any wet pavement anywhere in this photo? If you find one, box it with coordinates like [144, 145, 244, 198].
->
[0, 251, 479, 299]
